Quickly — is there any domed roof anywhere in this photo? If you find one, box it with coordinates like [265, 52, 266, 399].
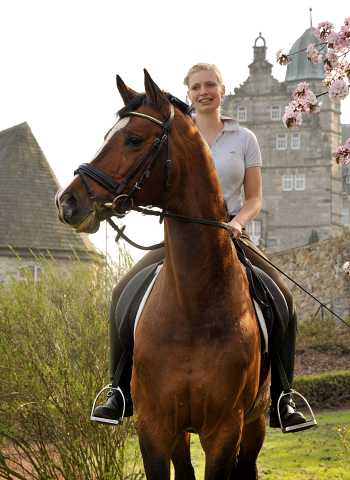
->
[285, 26, 325, 82]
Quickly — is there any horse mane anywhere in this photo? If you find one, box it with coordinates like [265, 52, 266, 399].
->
[117, 92, 192, 118]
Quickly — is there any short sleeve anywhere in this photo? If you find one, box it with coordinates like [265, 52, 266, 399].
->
[243, 128, 262, 169]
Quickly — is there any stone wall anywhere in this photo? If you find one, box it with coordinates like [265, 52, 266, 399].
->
[0, 248, 96, 287]
[269, 233, 350, 323]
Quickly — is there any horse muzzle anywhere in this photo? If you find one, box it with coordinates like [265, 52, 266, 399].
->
[55, 189, 101, 234]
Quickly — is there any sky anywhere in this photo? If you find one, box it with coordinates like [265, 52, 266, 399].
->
[1, 0, 349, 262]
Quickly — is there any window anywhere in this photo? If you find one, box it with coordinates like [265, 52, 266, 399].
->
[237, 107, 247, 122]
[246, 220, 261, 246]
[276, 133, 287, 150]
[342, 208, 349, 226]
[291, 132, 300, 150]
[282, 174, 293, 191]
[346, 175, 350, 184]
[295, 174, 305, 191]
[18, 265, 44, 281]
[270, 106, 281, 120]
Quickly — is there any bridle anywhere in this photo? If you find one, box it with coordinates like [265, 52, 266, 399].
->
[73, 102, 236, 240]
[74, 104, 175, 218]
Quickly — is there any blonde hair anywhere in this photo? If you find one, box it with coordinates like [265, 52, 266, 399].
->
[183, 63, 223, 88]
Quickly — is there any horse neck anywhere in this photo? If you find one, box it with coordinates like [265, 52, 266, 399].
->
[162, 132, 243, 299]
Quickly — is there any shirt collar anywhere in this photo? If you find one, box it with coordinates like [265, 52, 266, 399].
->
[190, 113, 240, 131]
[220, 116, 240, 131]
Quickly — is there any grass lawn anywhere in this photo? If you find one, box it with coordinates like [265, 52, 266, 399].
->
[170, 410, 350, 479]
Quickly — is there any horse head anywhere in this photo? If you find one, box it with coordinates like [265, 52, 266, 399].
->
[55, 70, 194, 234]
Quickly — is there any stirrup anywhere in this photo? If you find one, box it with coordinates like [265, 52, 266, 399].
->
[90, 384, 126, 425]
[277, 389, 317, 434]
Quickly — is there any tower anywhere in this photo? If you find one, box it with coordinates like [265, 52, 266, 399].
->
[222, 29, 343, 252]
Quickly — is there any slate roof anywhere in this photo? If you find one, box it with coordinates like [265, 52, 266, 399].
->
[285, 27, 326, 82]
[0, 122, 96, 258]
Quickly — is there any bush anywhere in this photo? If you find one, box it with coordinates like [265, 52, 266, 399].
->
[294, 371, 350, 409]
[296, 315, 350, 354]
[0, 247, 145, 480]
[336, 425, 350, 474]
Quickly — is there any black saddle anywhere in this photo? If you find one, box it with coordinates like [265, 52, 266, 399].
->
[116, 252, 288, 358]
[116, 261, 163, 355]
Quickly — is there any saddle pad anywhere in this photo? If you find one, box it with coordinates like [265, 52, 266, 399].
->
[134, 264, 163, 338]
[133, 263, 269, 353]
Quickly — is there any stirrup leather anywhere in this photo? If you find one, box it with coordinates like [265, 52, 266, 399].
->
[90, 384, 126, 425]
[277, 390, 317, 434]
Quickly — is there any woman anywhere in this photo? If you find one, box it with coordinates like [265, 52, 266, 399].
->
[93, 63, 307, 431]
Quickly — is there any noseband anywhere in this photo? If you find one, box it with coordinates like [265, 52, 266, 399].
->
[74, 104, 175, 217]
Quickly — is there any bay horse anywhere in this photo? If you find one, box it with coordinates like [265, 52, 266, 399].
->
[56, 70, 271, 479]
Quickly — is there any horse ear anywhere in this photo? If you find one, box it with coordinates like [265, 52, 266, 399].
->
[116, 75, 138, 105]
[144, 69, 170, 117]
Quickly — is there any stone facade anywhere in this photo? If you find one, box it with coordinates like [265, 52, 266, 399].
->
[270, 232, 350, 323]
[221, 30, 345, 253]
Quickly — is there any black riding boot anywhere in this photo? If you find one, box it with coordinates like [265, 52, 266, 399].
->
[92, 303, 133, 421]
[269, 311, 306, 429]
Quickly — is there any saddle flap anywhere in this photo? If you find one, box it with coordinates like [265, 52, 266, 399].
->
[116, 261, 163, 353]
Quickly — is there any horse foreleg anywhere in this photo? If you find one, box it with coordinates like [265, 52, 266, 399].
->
[171, 432, 196, 480]
[200, 422, 242, 480]
[230, 414, 266, 480]
[137, 416, 178, 480]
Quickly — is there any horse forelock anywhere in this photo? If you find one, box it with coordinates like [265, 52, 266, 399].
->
[117, 92, 191, 119]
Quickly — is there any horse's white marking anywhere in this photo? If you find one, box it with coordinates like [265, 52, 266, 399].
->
[91, 117, 130, 162]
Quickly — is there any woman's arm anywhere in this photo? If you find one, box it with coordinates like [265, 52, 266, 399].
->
[228, 166, 262, 239]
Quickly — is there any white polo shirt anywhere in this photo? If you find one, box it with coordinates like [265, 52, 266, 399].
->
[209, 116, 262, 216]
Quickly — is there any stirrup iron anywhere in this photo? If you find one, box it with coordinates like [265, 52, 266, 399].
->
[277, 389, 317, 434]
[90, 384, 126, 425]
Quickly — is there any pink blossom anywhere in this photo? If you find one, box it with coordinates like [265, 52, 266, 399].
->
[327, 31, 343, 52]
[291, 84, 320, 115]
[333, 138, 350, 164]
[315, 21, 334, 41]
[328, 79, 349, 101]
[293, 82, 309, 99]
[340, 24, 350, 48]
[306, 43, 323, 64]
[276, 49, 291, 66]
[343, 262, 350, 275]
[325, 49, 340, 69]
[322, 74, 334, 88]
[340, 60, 350, 81]
[282, 102, 303, 129]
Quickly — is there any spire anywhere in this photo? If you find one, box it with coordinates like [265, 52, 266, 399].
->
[310, 7, 312, 28]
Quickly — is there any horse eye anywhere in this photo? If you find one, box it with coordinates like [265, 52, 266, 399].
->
[126, 135, 144, 147]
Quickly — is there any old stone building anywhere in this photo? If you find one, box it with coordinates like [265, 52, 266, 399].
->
[222, 27, 347, 253]
[0, 122, 96, 286]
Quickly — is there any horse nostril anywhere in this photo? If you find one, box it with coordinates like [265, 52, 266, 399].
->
[58, 192, 78, 212]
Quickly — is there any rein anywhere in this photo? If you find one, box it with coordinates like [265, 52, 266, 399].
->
[107, 207, 350, 329]
[73, 103, 349, 329]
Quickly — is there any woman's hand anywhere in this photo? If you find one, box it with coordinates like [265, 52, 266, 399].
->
[228, 218, 243, 239]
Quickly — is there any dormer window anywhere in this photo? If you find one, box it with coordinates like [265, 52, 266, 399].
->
[270, 106, 281, 120]
[237, 107, 247, 122]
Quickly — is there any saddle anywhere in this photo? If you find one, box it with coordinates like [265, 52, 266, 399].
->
[116, 247, 288, 359]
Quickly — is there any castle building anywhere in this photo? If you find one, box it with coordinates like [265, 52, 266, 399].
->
[0, 122, 96, 286]
[222, 28, 347, 253]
